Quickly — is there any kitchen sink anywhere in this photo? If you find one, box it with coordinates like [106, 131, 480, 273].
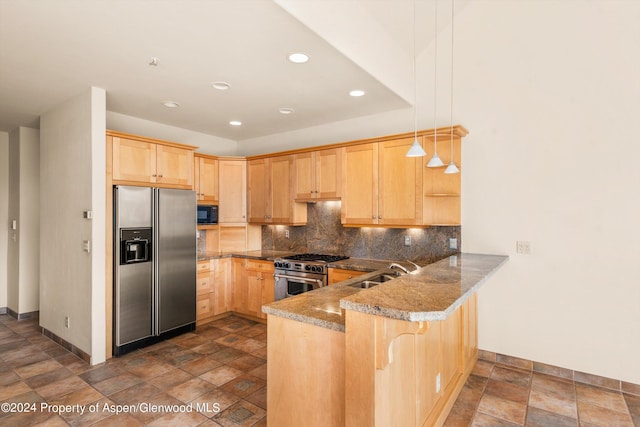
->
[348, 273, 399, 289]
[349, 280, 381, 289]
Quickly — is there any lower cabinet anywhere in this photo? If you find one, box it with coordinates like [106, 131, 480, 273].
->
[231, 258, 274, 320]
[196, 258, 231, 325]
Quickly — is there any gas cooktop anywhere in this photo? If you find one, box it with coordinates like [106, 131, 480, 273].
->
[283, 253, 349, 263]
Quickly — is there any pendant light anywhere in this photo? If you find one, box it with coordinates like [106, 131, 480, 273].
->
[406, 0, 426, 158]
[444, 0, 460, 174]
[427, 0, 444, 167]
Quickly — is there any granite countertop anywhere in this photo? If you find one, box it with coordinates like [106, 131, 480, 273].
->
[262, 253, 509, 332]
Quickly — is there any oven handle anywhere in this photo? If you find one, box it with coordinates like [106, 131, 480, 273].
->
[274, 273, 324, 286]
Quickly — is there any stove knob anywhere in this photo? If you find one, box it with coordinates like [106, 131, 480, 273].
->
[286, 263, 291, 269]
[305, 265, 311, 271]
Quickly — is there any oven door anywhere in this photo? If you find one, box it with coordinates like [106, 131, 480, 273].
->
[274, 270, 325, 300]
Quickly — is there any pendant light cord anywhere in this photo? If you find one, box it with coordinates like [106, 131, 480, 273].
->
[413, 0, 418, 143]
[433, 0, 438, 148]
[449, 0, 455, 157]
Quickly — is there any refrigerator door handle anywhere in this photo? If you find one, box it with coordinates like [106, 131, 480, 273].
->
[152, 188, 160, 336]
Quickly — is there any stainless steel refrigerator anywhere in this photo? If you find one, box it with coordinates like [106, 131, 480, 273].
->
[113, 185, 196, 356]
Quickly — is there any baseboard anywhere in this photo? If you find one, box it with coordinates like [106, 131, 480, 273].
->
[7, 308, 39, 320]
[0, 307, 6, 315]
[478, 349, 640, 397]
[41, 327, 91, 364]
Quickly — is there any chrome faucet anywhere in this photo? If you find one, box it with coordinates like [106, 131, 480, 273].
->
[388, 262, 410, 274]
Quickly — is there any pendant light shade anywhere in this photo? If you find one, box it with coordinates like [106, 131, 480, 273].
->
[444, 161, 460, 174]
[427, 0, 444, 168]
[427, 151, 444, 167]
[407, 138, 427, 157]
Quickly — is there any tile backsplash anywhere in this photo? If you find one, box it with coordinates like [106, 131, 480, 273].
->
[261, 201, 460, 265]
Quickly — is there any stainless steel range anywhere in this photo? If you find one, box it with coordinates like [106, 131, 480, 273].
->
[274, 253, 349, 300]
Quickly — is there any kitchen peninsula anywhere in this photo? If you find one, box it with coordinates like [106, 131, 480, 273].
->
[263, 253, 508, 427]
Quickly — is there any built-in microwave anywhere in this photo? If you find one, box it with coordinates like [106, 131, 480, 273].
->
[197, 204, 218, 224]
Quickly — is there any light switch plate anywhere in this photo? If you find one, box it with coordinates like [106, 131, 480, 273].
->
[449, 238, 457, 250]
[404, 235, 411, 246]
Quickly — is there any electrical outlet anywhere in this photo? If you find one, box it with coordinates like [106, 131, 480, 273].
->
[404, 235, 411, 246]
[83, 240, 91, 253]
[64, 316, 70, 328]
[449, 238, 458, 250]
[436, 373, 441, 393]
[285, 230, 290, 239]
[516, 241, 531, 254]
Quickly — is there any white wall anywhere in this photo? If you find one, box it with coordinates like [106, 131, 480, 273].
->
[7, 127, 40, 315]
[455, 1, 640, 384]
[0, 132, 8, 310]
[107, 111, 237, 156]
[247, 0, 640, 384]
[40, 87, 106, 363]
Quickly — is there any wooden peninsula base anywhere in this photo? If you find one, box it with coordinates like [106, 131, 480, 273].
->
[266, 294, 478, 427]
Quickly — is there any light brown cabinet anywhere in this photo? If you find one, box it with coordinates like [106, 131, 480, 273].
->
[218, 159, 247, 223]
[194, 154, 218, 202]
[111, 133, 194, 188]
[422, 134, 462, 225]
[341, 136, 422, 226]
[248, 155, 306, 225]
[327, 268, 367, 285]
[232, 259, 274, 320]
[345, 298, 476, 426]
[293, 148, 341, 201]
[196, 258, 231, 326]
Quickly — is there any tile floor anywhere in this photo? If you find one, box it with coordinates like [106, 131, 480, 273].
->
[1, 313, 638, 426]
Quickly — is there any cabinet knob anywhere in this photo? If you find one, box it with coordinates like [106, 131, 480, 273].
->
[152, 174, 157, 177]
[372, 215, 376, 219]
[159, 174, 164, 178]
[378, 215, 382, 219]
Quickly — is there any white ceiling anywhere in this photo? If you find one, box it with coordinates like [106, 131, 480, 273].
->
[0, 0, 459, 142]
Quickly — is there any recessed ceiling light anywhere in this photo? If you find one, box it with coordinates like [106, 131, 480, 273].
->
[279, 108, 294, 115]
[211, 81, 231, 91]
[349, 90, 365, 97]
[288, 53, 309, 64]
[162, 101, 179, 108]
[229, 120, 242, 126]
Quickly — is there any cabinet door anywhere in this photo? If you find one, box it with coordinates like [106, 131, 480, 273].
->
[231, 259, 247, 313]
[213, 258, 230, 316]
[246, 270, 263, 318]
[247, 159, 268, 223]
[316, 148, 341, 199]
[260, 272, 275, 320]
[219, 160, 247, 223]
[156, 145, 193, 187]
[112, 137, 156, 183]
[293, 152, 314, 200]
[378, 137, 423, 226]
[341, 144, 378, 225]
[270, 155, 293, 223]
[197, 157, 218, 202]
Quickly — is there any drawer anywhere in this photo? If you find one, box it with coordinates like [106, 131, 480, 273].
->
[198, 260, 211, 272]
[328, 268, 366, 285]
[197, 272, 213, 295]
[196, 294, 213, 319]
[245, 260, 274, 272]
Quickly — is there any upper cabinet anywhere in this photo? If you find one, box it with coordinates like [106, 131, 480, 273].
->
[293, 148, 341, 201]
[194, 154, 218, 203]
[110, 131, 195, 189]
[341, 137, 422, 226]
[218, 159, 247, 223]
[248, 155, 306, 225]
[422, 134, 462, 225]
